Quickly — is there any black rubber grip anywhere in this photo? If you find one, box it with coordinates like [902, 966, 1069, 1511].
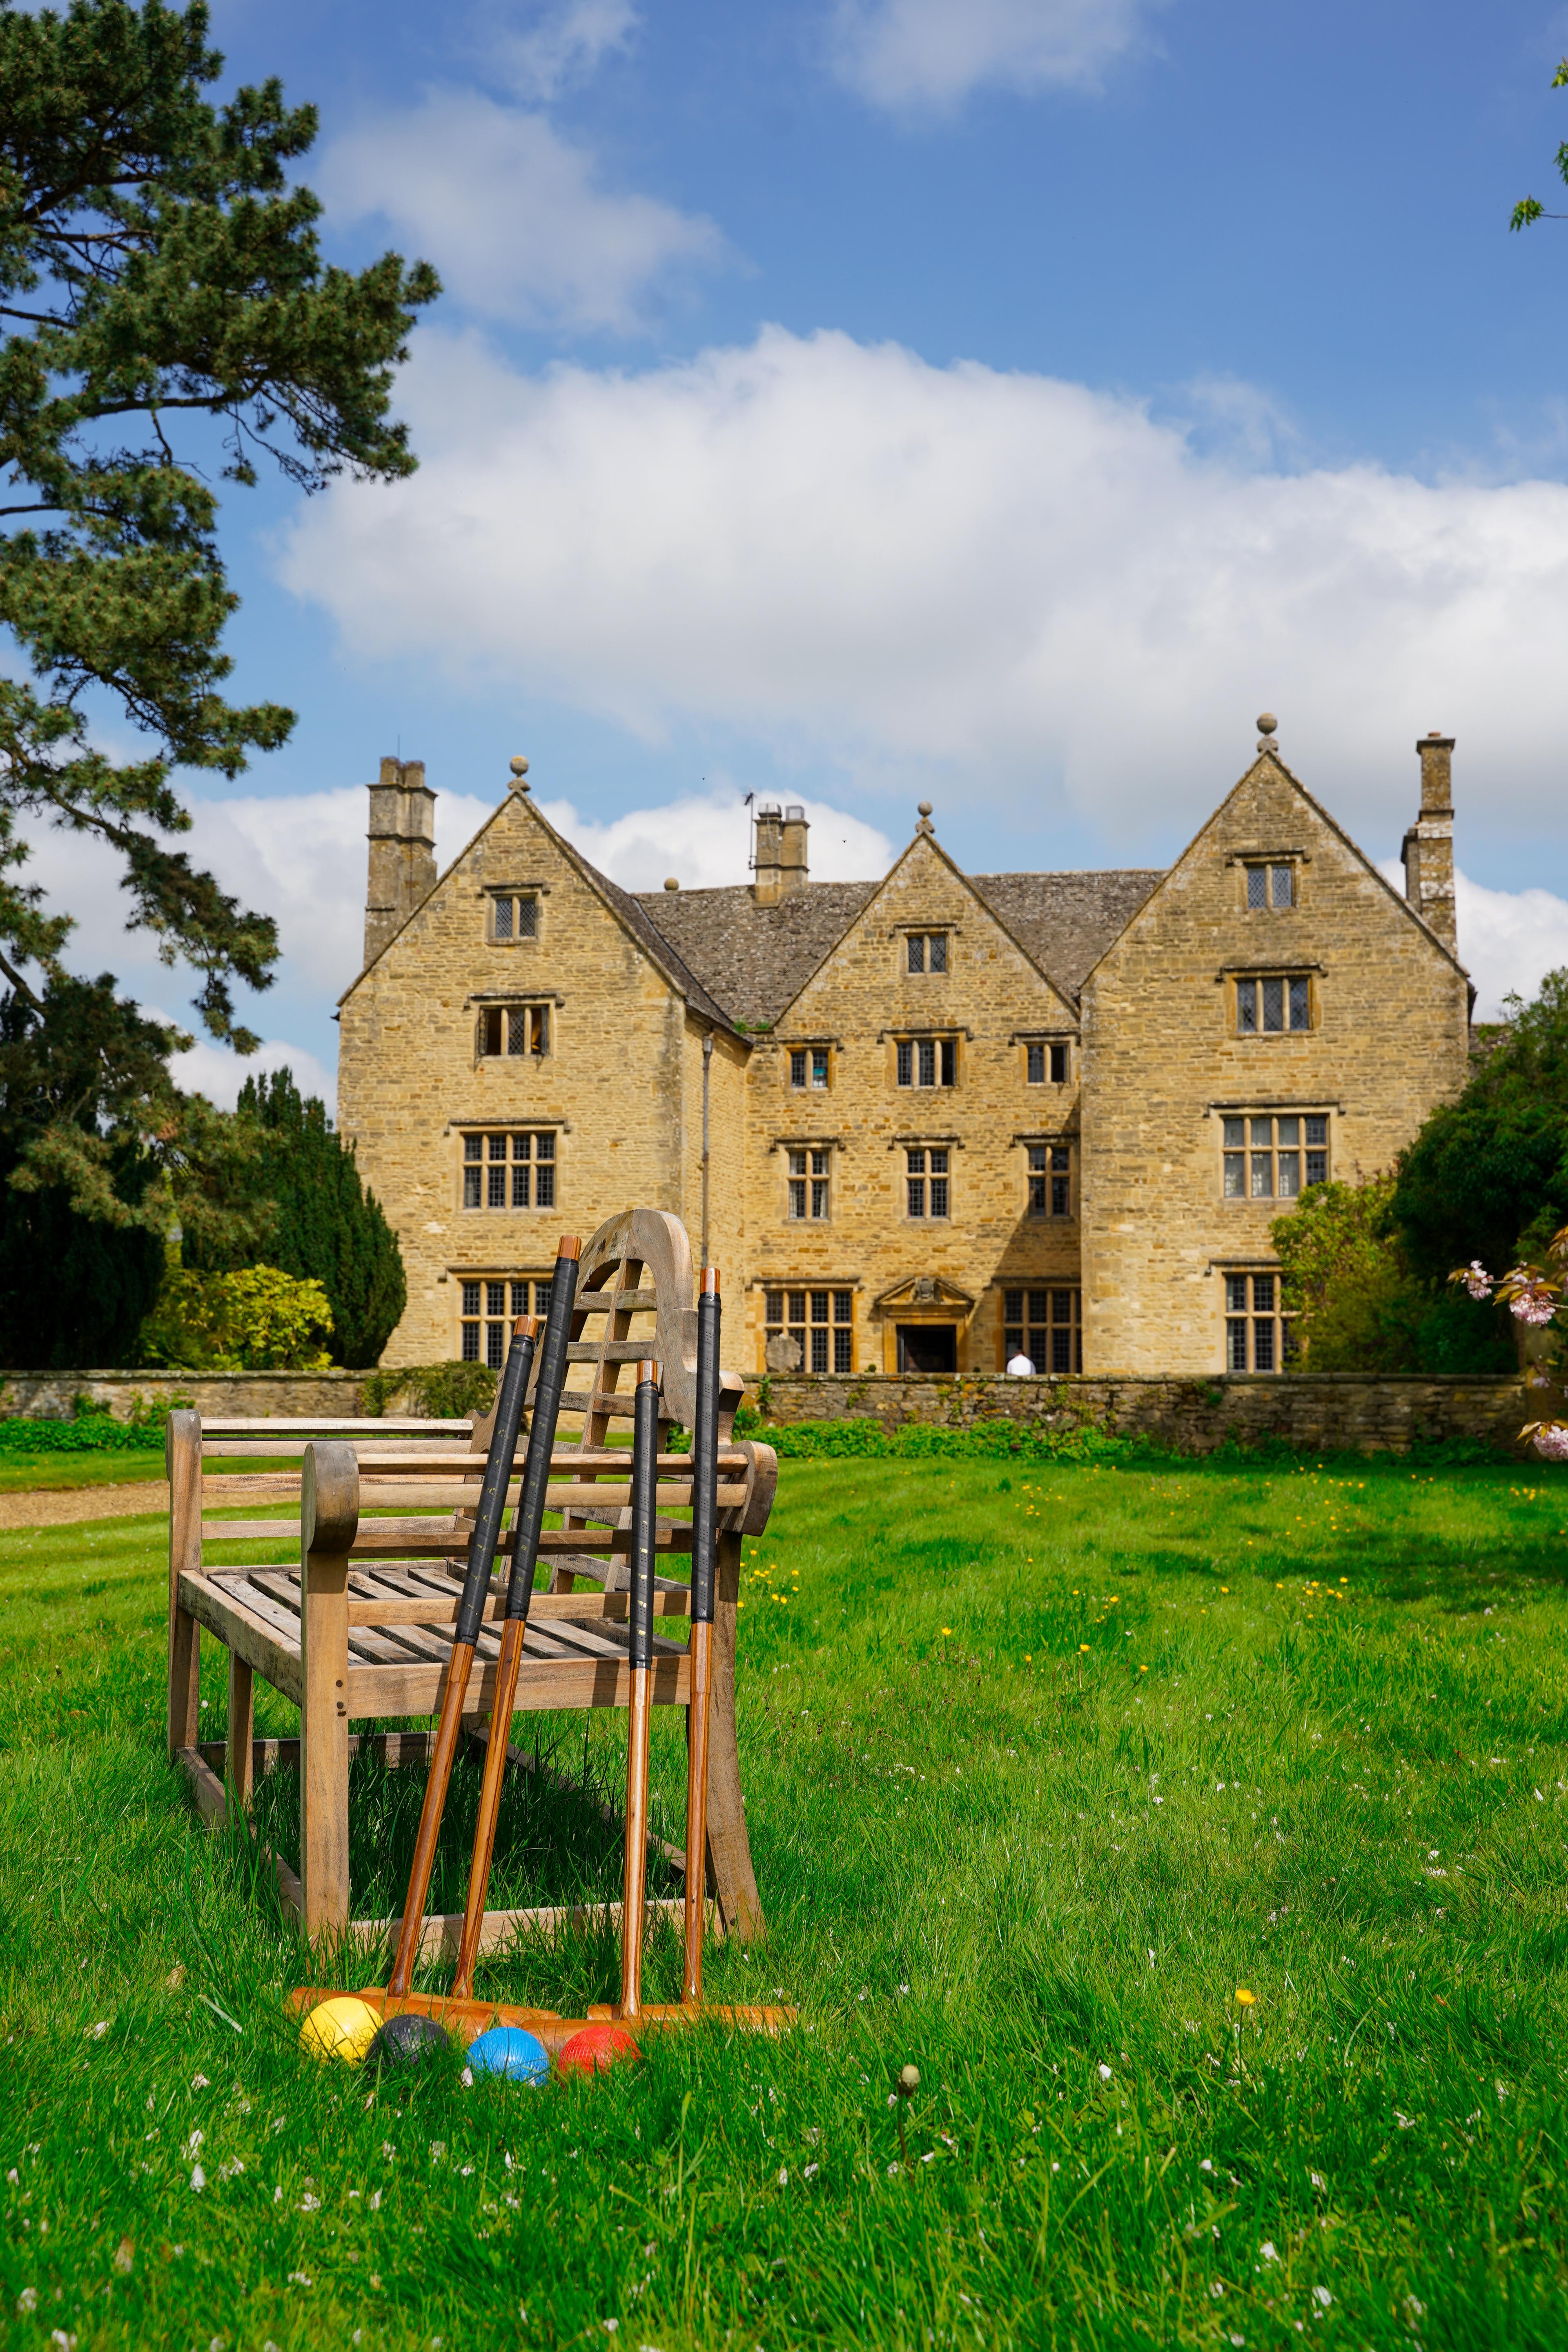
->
[629, 1370, 659, 1671]
[689, 1290, 721, 1626]
[503, 1249, 581, 1623]
[453, 1323, 538, 1648]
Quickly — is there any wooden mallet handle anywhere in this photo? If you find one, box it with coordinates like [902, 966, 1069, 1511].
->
[684, 1267, 721, 2004]
[452, 1235, 582, 1999]
[618, 1357, 660, 2018]
[387, 1313, 538, 1999]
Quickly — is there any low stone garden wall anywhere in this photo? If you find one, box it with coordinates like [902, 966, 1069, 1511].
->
[0, 1368, 370, 1421]
[0, 1364, 1540, 1456]
[755, 1370, 1535, 1456]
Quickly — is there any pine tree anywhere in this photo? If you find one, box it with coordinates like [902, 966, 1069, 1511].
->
[0, 0, 438, 1215]
[223, 1068, 406, 1367]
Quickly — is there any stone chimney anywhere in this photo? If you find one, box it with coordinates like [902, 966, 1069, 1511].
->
[751, 801, 808, 904]
[1401, 731, 1456, 953]
[779, 803, 809, 892]
[364, 756, 437, 965]
[751, 802, 782, 903]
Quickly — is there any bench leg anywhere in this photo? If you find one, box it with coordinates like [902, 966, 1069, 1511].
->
[300, 1544, 351, 1939]
[226, 1654, 254, 1825]
[704, 1530, 762, 1940]
[165, 1409, 202, 1758]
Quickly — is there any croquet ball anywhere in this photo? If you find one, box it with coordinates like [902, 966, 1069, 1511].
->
[556, 2024, 641, 2079]
[298, 1996, 381, 2065]
[366, 2013, 450, 2075]
[467, 2025, 550, 2085]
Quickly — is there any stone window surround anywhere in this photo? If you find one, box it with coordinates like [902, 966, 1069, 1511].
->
[902, 929, 951, 974]
[481, 880, 552, 944]
[1215, 1261, 1296, 1374]
[1217, 1107, 1331, 1203]
[1219, 964, 1321, 1035]
[457, 1126, 560, 1213]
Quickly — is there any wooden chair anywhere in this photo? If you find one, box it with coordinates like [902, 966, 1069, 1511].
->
[167, 1207, 776, 1957]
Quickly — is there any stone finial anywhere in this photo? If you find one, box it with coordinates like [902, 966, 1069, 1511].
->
[509, 755, 530, 793]
[664, 875, 680, 891]
[915, 800, 935, 834]
[1256, 712, 1278, 751]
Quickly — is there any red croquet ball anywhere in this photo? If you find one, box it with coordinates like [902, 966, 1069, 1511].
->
[556, 2025, 641, 2078]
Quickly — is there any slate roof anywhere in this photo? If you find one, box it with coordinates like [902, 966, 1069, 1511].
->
[969, 870, 1166, 995]
[634, 866, 1168, 1026]
[632, 881, 880, 1029]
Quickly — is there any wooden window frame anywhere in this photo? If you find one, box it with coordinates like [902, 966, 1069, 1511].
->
[488, 890, 540, 943]
[785, 1145, 831, 1222]
[895, 1035, 958, 1088]
[1221, 1269, 1296, 1373]
[477, 1001, 550, 1059]
[460, 1129, 559, 1212]
[763, 1286, 853, 1375]
[1235, 974, 1312, 1034]
[1002, 1287, 1082, 1374]
[904, 1145, 951, 1221]
[1221, 1112, 1329, 1203]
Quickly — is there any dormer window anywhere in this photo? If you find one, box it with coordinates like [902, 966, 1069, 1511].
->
[906, 932, 947, 973]
[1245, 863, 1294, 910]
[490, 891, 538, 941]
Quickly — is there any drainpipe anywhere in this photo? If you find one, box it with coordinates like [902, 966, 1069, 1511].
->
[701, 1031, 713, 1267]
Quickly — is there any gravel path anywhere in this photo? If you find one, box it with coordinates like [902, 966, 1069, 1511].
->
[0, 1480, 169, 1528]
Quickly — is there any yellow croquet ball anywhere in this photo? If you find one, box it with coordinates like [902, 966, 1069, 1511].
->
[298, 1995, 382, 2065]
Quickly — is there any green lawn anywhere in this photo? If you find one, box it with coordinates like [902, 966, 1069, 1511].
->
[0, 1451, 166, 1494]
[5, 1454, 1568, 2348]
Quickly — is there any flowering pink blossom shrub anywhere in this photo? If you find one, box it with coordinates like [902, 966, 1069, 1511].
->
[1453, 1225, 1568, 1457]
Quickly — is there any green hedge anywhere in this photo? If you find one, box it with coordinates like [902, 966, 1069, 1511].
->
[729, 1410, 1517, 1470]
[0, 1412, 168, 1455]
[733, 1412, 1141, 1462]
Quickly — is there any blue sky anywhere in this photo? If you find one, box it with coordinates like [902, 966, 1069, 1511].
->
[38, 0, 1568, 1097]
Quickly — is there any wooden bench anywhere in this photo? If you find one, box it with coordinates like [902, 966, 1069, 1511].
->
[166, 1207, 777, 1955]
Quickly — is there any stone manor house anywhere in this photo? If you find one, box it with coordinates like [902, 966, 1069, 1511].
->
[335, 722, 1470, 1381]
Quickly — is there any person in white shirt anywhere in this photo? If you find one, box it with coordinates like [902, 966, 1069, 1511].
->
[1006, 1352, 1035, 1376]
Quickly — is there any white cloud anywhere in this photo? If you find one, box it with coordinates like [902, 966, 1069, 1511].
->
[167, 1033, 339, 1116]
[534, 786, 893, 889]
[316, 89, 725, 332]
[279, 322, 1568, 864]
[495, 0, 639, 100]
[1376, 860, 1568, 1024]
[829, 0, 1164, 110]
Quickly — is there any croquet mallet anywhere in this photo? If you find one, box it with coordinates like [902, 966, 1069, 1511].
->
[616, 1356, 661, 2018]
[684, 1268, 721, 2004]
[450, 1234, 583, 1999]
[385, 1312, 539, 2001]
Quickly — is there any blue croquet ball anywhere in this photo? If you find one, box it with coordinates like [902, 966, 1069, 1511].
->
[366, 2013, 450, 2074]
[467, 2025, 550, 2085]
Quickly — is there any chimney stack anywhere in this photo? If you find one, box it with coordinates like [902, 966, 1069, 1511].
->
[1401, 732, 1456, 953]
[751, 801, 808, 904]
[364, 756, 437, 965]
[751, 802, 782, 903]
[779, 804, 809, 893]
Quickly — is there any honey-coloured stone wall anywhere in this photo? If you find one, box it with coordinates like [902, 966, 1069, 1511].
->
[740, 824, 1085, 1379]
[338, 787, 704, 1366]
[1079, 751, 1470, 1376]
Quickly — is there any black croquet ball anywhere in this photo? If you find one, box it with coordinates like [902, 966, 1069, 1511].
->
[366, 2013, 450, 2074]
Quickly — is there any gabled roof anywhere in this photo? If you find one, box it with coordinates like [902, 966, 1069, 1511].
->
[1076, 748, 1470, 992]
[634, 855, 1165, 1026]
[340, 788, 742, 1036]
[969, 870, 1166, 995]
[631, 880, 880, 1028]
